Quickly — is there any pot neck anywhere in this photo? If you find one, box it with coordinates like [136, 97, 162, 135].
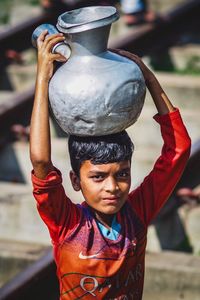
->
[68, 25, 111, 56]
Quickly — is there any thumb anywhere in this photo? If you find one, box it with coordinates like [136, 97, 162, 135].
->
[51, 53, 67, 62]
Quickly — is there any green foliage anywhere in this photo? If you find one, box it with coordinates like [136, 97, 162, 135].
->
[173, 236, 193, 253]
[0, 0, 11, 24]
[150, 52, 176, 72]
[177, 55, 200, 75]
[28, 0, 40, 5]
[150, 51, 200, 76]
[0, 12, 10, 24]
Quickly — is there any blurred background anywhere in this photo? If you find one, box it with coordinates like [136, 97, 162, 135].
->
[0, 0, 200, 299]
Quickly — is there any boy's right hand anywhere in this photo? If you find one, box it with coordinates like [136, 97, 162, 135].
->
[109, 48, 175, 115]
[36, 30, 67, 82]
[109, 48, 156, 87]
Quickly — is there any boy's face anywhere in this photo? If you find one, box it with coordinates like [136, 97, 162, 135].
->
[75, 160, 131, 215]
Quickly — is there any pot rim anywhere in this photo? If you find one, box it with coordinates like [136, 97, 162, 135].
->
[56, 6, 119, 34]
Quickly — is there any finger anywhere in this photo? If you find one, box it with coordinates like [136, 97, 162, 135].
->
[37, 29, 48, 42]
[109, 48, 129, 56]
[108, 48, 143, 68]
[38, 30, 48, 41]
[108, 48, 121, 53]
[50, 53, 67, 62]
[45, 36, 66, 52]
[109, 48, 136, 59]
[43, 33, 64, 46]
[37, 30, 48, 47]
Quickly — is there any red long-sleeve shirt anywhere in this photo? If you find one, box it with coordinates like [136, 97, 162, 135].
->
[32, 109, 191, 299]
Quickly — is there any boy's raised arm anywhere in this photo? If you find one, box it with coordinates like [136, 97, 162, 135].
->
[30, 31, 66, 179]
[110, 49, 191, 225]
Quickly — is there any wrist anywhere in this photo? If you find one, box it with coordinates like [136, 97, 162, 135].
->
[36, 72, 51, 86]
[35, 75, 49, 98]
[145, 75, 157, 88]
[36, 65, 52, 83]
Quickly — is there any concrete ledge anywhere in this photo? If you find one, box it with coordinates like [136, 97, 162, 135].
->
[144, 251, 200, 300]
[0, 239, 49, 288]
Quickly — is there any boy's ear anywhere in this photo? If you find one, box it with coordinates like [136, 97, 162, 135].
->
[69, 170, 81, 191]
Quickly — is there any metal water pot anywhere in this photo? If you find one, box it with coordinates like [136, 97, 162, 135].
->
[33, 6, 146, 136]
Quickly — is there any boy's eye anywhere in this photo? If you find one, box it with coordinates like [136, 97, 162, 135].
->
[91, 175, 105, 181]
[117, 171, 130, 178]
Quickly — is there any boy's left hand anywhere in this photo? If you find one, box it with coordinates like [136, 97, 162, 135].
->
[110, 48, 175, 115]
[109, 48, 155, 86]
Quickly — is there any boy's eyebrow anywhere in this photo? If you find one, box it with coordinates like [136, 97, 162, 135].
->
[88, 171, 107, 175]
[117, 168, 130, 172]
[116, 168, 131, 176]
[88, 168, 131, 175]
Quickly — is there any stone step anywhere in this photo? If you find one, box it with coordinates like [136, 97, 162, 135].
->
[147, 202, 200, 256]
[143, 251, 200, 300]
[179, 205, 200, 255]
[0, 239, 49, 261]
[5, 57, 36, 92]
[150, 0, 185, 13]
[169, 44, 200, 71]
[155, 72, 200, 117]
[0, 49, 36, 93]
[0, 181, 50, 245]
[0, 91, 14, 103]
[0, 239, 48, 288]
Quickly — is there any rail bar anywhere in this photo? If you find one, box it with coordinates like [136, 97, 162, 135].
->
[110, 0, 200, 56]
[0, 249, 59, 300]
[0, 88, 34, 133]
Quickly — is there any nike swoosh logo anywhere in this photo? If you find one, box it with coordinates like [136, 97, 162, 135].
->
[79, 251, 100, 260]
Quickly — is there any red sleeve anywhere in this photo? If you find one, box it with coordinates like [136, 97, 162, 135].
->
[128, 109, 191, 226]
[31, 168, 81, 244]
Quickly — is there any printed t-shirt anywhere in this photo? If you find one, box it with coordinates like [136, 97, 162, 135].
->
[32, 109, 191, 299]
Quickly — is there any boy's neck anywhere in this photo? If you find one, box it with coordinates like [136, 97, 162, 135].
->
[93, 210, 116, 229]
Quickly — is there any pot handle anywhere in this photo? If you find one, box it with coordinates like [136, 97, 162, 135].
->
[52, 40, 71, 60]
[31, 23, 71, 60]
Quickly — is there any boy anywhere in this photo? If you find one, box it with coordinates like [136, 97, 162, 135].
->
[30, 31, 191, 299]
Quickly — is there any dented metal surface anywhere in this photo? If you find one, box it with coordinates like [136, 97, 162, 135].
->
[48, 7, 146, 135]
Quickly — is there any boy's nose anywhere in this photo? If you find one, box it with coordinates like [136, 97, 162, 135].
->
[104, 177, 119, 193]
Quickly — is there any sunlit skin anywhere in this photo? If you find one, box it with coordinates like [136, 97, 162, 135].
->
[70, 160, 131, 228]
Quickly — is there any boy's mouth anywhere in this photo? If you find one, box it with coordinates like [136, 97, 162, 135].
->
[102, 196, 120, 202]
[103, 196, 119, 200]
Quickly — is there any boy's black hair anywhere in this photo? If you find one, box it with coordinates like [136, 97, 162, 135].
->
[68, 130, 134, 176]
